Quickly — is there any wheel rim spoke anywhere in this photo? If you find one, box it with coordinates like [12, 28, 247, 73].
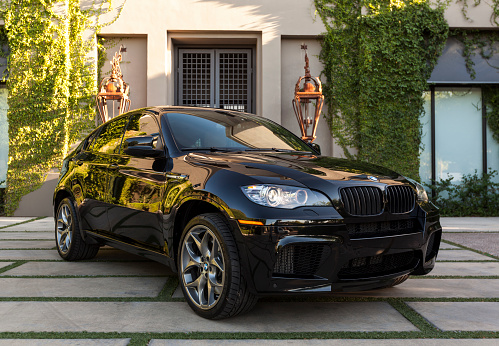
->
[206, 275, 215, 306]
[182, 243, 202, 274]
[190, 231, 203, 252]
[210, 256, 224, 272]
[200, 231, 211, 258]
[208, 273, 223, 295]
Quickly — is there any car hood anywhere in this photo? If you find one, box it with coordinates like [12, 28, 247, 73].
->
[185, 151, 408, 189]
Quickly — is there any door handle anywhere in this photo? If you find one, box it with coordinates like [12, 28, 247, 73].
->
[109, 163, 119, 170]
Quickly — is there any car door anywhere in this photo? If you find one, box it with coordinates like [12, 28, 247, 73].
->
[107, 112, 167, 253]
[77, 116, 129, 233]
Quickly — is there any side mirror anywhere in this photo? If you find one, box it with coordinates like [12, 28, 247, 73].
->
[123, 136, 164, 158]
[309, 143, 321, 155]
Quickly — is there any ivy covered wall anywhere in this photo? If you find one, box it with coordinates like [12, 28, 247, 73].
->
[315, 0, 449, 179]
[314, 0, 499, 180]
[0, 0, 122, 215]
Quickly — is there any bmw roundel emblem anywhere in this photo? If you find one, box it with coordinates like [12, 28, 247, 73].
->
[367, 176, 378, 182]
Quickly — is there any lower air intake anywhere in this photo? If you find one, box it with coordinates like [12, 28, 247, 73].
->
[273, 243, 330, 277]
[338, 251, 415, 279]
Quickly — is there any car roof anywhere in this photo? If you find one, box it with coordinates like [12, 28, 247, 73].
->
[146, 106, 255, 118]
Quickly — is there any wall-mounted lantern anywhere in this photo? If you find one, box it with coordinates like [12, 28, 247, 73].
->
[96, 45, 131, 123]
[292, 44, 324, 143]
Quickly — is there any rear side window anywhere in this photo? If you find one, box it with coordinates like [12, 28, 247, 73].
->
[93, 116, 129, 154]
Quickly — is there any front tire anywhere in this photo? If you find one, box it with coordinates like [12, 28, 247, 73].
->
[178, 213, 257, 319]
[55, 198, 99, 260]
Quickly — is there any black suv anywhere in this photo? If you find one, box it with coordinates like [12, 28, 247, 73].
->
[53, 106, 441, 319]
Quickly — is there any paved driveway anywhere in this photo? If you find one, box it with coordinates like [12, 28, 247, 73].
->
[0, 217, 498, 345]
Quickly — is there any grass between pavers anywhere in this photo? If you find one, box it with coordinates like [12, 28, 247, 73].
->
[0, 248, 57, 250]
[0, 258, 152, 263]
[0, 261, 26, 274]
[411, 275, 499, 279]
[0, 217, 45, 230]
[444, 231, 499, 234]
[1, 286, 499, 303]
[437, 260, 499, 262]
[0, 330, 498, 346]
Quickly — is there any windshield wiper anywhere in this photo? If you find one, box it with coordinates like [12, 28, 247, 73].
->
[242, 148, 312, 154]
[181, 147, 237, 152]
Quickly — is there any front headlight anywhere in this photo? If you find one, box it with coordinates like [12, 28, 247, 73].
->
[415, 182, 429, 202]
[407, 178, 428, 203]
[241, 184, 332, 209]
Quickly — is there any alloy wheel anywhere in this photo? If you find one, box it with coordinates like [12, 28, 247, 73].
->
[180, 225, 225, 310]
[56, 204, 72, 254]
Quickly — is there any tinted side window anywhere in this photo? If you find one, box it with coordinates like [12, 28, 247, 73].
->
[121, 113, 161, 152]
[93, 116, 129, 154]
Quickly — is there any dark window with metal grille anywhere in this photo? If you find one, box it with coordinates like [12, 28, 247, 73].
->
[177, 49, 253, 113]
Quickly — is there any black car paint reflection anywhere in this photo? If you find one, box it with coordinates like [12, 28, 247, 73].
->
[54, 106, 441, 318]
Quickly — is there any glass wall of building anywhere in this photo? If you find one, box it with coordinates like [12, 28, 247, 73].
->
[420, 86, 499, 186]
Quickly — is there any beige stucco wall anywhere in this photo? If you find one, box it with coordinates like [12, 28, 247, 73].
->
[97, 0, 498, 157]
[443, 0, 498, 28]
[100, 36, 148, 109]
[99, 0, 324, 125]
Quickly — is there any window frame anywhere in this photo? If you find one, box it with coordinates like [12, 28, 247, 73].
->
[175, 47, 255, 113]
[423, 84, 491, 191]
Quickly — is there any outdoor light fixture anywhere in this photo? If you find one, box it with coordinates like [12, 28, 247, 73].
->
[292, 44, 324, 143]
[96, 45, 131, 123]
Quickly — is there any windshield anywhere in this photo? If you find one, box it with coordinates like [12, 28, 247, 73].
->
[165, 111, 314, 152]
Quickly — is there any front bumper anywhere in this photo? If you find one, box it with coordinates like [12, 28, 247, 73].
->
[233, 213, 441, 294]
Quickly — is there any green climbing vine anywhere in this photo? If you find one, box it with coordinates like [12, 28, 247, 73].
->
[0, 0, 125, 215]
[315, 0, 449, 179]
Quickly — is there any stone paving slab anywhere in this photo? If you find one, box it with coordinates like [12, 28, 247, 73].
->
[149, 340, 499, 346]
[407, 302, 499, 331]
[0, 249, 148, 261]
[0, 277, 167, 297]
[439, 242, 461, 250]
[437, 250, 496, 261]
[0, 340, 130, 346]
[0, 240, 55, 249]
[427, 262, 499, 276]
[0, 217, 35, 228]
[0, 262, 13, 270]
[0, 232, 54, 240]
[2, 217, 54, 232]
[0, 249, 66, 261]
[1, 260, 171, 276]
[172, 285, 183, 298]
[0, 301, 418, 333]
[441, 217, 499, 232]
[443, 233, 499, 258]
[335, 279, 499, 298]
